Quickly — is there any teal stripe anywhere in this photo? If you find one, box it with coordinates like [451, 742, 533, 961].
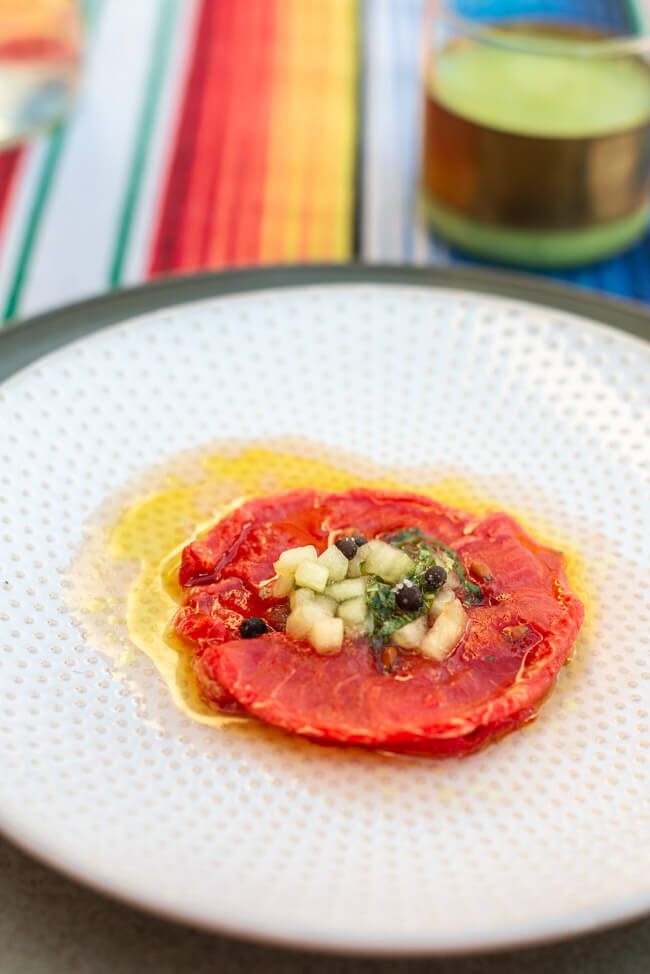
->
[2, 131, 65, 321]
[626, 0, 646, 32]
[2, 0, 104, 323]
[108, 0, 179, 287]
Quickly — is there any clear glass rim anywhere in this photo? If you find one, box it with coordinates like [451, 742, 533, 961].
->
[434, 0, 650, 58]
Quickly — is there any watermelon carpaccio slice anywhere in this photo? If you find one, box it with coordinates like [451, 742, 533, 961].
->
[173, 488, 584, 757]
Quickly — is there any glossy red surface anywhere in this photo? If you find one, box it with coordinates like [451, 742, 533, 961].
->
[175, 489, 584, 756]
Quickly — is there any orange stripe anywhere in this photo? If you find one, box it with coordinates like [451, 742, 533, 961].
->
[257, 8, 290, 264]
[281, 0, 307, 263]
[260, 0, 358, 263]
[227, 0, 276, 264]
[303, 1, 333, 261]
[298, 4, 321, 263]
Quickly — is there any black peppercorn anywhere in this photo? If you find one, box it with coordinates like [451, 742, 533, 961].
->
[423, 565, 447, 591]
[239, 617, 268, 638]
[394, 579, 424, 612]
[335, 536, 358, 560]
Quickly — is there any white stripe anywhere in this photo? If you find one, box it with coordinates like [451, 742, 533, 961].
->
[121, 0, 201, 285]
[18, 0, 161, 316]
[393, 0, 413, 263]
[361, 0, 386, 262]
[401, 0, 427, 265]
[0, 140, 49, 313]
[403, 0, 437, 266]
[363, 0, 406, 261]
[362, 0, 402, 262]
[382, 0, 407, 262]
[363, 0, 445, 264]
[413, 220, 432, 266]
[409, 0, 449, 266]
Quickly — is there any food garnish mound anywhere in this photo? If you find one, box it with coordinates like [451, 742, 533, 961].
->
[173, 488, 584, 757]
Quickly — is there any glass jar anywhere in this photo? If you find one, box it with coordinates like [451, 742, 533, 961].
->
[420, 0, 650, 266]
[0, 0, 82, 147]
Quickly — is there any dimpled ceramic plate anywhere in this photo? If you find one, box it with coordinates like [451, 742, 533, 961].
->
[0, 273, 648, 955]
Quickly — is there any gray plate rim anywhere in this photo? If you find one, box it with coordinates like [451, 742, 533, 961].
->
[1, 265, 648, 383]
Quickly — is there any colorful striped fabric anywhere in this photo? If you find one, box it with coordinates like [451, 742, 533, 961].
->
[150, 0, 358, 273]
[0, 0, 647, 323]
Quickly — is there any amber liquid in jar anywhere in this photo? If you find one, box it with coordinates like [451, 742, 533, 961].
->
[421, 24, 650, 266]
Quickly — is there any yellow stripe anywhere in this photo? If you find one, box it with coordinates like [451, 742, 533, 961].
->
[313, 0, 357, 260]
[260, 0, 357, 263]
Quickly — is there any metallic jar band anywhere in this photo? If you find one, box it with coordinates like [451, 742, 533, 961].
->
[421, 88, 650, 230]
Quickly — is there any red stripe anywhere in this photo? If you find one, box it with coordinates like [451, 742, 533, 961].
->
[0, 148, 22, 238]
[176, 0, 239, 270]
[150, 0, 277, 274]
[148, 0, 218, 275]
[195, 0, 239, 267]
[220, 0, 275, 265]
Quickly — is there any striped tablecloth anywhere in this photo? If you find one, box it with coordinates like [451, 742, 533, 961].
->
[0, 0, 649, 324]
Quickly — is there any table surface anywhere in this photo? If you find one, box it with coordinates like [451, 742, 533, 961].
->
[1, 837, 650, 973]
[0, 0, 649, 326]
[0, 2, 649, 968]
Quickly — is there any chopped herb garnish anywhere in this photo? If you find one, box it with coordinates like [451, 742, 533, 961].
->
[485, 656, 496, 662]
[363, 528, 485, 646]
[386, 528, 483, 606]
[366, 575, 422, 645]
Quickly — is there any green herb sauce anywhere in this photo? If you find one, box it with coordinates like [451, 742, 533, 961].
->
[364, 528, 483, 646]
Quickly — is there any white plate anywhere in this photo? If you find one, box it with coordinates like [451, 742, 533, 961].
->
[0, 283, 648, 955]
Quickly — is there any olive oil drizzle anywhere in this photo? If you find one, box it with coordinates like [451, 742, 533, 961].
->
[70, 441, 593, 730]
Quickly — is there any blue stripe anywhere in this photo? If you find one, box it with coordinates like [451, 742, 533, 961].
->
[453, 0, 632, 31]
[626, 238, 650, 302]
[399, 0, 416, 261]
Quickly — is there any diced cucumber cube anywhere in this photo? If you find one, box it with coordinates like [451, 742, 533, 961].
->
[272, 573, 295, 597]
[346, 558, 361, 579]
[325, 577, 368, 602]
[336, 596, 367, 625]
[273, 545, 317, 576]
[286, 604, 328, 639]
[291, 590, 336, 614]
[361, 540, 413, 584]
[313, 594, 337, 616]
[391, 615, 428, 650]
[428, 585, 456, 620]
[317, 545, 348, 582]
[420, 599, 467, 662]
[346, 543, 369, 578]
[290, 588, 315, 610]
[446, 570, 461, 590]
[294, 560, 329, 593]
[309, 616, 344, 654]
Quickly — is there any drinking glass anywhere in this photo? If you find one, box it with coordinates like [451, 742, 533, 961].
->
[420, 0, 650, 266]
[0, 0, 82, 147]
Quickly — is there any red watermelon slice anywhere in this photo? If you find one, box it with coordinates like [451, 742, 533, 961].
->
[174, 488, 584, 756]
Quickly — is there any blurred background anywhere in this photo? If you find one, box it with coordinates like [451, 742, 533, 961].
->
[0, 0, 647, 324]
